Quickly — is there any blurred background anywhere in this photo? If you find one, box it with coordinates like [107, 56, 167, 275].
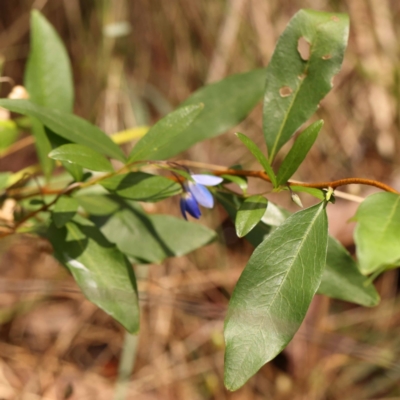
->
[0, 0, 400, 399]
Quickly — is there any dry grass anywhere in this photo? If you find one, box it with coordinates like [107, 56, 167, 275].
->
[0, 0, 400, 398]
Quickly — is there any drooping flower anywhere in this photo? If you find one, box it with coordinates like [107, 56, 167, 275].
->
[180, 174, 223, 220]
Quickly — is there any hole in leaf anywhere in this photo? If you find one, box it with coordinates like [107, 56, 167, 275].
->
[331, 15, 339, 22]
[297, 37, 311, 61]
[322, 54, 332, 60]
[279, 86, 293, 97]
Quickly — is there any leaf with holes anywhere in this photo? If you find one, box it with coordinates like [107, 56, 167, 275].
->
[263, 10, 349, 161]
[224, 202, 328, 390]
[353, 192, 400, 275]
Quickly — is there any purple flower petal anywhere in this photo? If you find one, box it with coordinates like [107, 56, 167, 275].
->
[191, 174, 223, 186]
[180, 192, 201, 219]
[188, 182, 214, 208]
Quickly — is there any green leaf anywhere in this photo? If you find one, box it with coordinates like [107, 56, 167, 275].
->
[49, 144, 114, 172]
[100, 172, 181, 202]
[30, 117, 54, 179]
[62, 161, 84, 182]
[235, 195, 268, 238]
[288, 185, 325, 200]
[317, 237, 380, 307]
[221, 174, 248, 193]
[95, 203, 216, 263]
[47, 220, 140, 333]
[0, 99, 126, 162]
[24, 10, 74, 112]
[276, 120, 323, 185]
[236, 132, 277, 187]
[128, 104, 203, 162]
[353, 192, 400, 274]
[155, 69, 267, 158]
[75, 195, 120, 216]
[216, 192, 272, 245]
[224, 202, 328, 390]
[0, 120, 18, 150]
[52, 195, 79, 228]
[263, 10, 349, 161]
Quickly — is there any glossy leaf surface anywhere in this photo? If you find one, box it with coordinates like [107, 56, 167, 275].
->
[48, 220, 139, 333]
[49, 144, 114, 172]
[100, 172, 181, 202]
[0, 99, 125, 162]
[95, 203, 216, 263]
[235, 195, 268, 237]
[263, 10, 349, 160]
[276, 120, 323, 185]
[159, 69, 267, 157]
[129, 104, 203, 161]
[317, 237, 379, 306]
[25, 10, 74, 112]
[354, 192, 400, 274]
[224, 202, 328, 390]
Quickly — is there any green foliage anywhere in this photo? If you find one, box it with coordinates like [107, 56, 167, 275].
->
[48, 219, 140, 333]
[276, 120, 323, 185]
[49, 144, 114, 172]
[94, 201, 216, 264]
[168, 69, 268, 156]
[0, 99, 126, 162]
[100, 172, 181, 201]
[224, 202, 328, 390]
[318, 237, 380, 306]
[235, 195, 268, 237]
[354, 192, 400, 274]
[129, 104, 203, 161]
[3, 9, 397, 392]
[263, 10, 349, 161]
[236, 132, 277, 187]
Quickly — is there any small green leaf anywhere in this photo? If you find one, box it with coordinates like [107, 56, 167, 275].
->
[216, 192, 271, 245]
[0, 120, 18, 150]
[24, 10, 74, 112]
[31, 117, 54, 179]
[47, 220, 140, 333]
[49, 144, 114, 172]
[276, 120, 323, 185]
[221, 174, 248, 193]
[317, 237, 380, 307]
[62, 161, 84, 182]
[224, 202, 328, 390]
[159, 69, 267, 157]
[353, 192, 400, 274]
[236, 132, 277, 187]
[235, 195, 268, 237]
[95, 203, 216, 263]
[129, 104, 203, 162]
[263, 10, 349, 160]
[0, 99, 126, 162]
[100, 172, 181, 202]
[289, 185, 325, 200]
[52, 196, 79, 228]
